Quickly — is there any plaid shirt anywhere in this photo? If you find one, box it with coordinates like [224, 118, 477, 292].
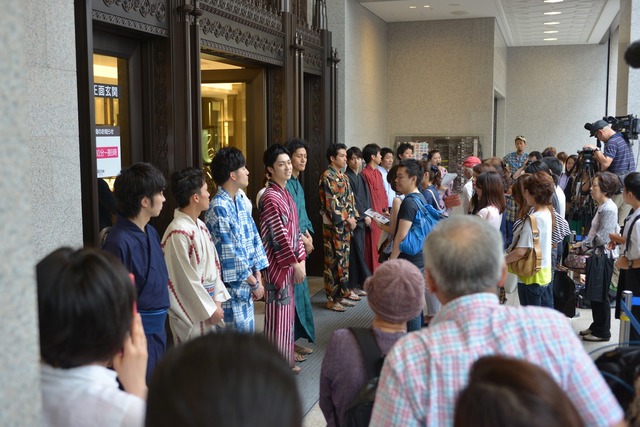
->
[503, 151, 528, 175]
[504, 193, 518, 223]
[604, 132, 636, 175]
[370, 293, 623, 427]
[205, 187, 268, 285]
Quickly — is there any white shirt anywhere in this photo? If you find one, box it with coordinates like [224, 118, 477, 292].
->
[555, 185, 566, 218]
[378, 166, 394, 208]
[623, 208, 640, 260]
[41, 364, 145, 427]
[462, 179, 474, 214]
[476, 205, 502, 230]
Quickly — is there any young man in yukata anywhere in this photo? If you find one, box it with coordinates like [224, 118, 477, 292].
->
[102, 162, 169, 382]
[319, 143, 358, 312]
[205, 147, 269, 332]
[162, 167, 230, 344]
[285, 138, 316, 361]
[259, 144, 307, 374]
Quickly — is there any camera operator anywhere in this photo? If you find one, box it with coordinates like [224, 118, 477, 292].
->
[583, 119, 636, 225]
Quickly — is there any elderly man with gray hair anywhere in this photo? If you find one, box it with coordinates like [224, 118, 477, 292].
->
[370, 215, 624, 427]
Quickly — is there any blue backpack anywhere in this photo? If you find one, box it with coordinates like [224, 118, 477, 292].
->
[399, 193, 444, 256]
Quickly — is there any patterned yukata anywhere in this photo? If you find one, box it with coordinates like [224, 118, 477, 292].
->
[205, 187, 269, 332]
[102, 215, 169, 383]
[259, 182, 306, 367]
[360, 164, 388, 272]
[319, 165, 358, 301]
[161, 209, 230, 345]
[285, 175, 316, 343]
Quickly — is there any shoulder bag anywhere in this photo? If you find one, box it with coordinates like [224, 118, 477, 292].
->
[508, 214, 542, 277]
[399, 194, 442, 256]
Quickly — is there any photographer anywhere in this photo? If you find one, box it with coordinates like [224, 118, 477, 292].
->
[512, 151, 542, 180]
[583, 119, 636, 225]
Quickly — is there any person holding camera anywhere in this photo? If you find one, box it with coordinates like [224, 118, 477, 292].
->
[583, 119, 636, 225]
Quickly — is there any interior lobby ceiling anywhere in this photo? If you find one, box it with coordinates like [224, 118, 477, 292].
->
[357, 0, 621, 47]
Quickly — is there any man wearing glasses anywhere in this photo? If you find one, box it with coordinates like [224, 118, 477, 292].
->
[584, 119, 636, 225]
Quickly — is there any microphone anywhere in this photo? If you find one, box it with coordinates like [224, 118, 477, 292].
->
[625, 40, 640, 68]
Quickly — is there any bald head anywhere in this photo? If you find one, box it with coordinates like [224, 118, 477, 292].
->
[424, 215, 504, 298]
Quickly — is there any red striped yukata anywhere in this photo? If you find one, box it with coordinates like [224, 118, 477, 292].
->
[259, 181, 306, 366]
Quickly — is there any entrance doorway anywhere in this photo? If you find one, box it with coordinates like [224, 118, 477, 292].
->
[200, 55, 266, 207]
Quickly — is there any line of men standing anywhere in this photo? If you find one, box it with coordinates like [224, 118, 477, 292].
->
[100, 138, 407, 377]
[102, 139, 316, 377]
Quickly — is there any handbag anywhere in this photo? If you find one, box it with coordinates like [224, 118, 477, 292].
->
[399, 194, 442, 256]
[585, 247, 614, 303]
[443, 193, 461, 209]
[564, 247, 590, 272]
[504, 272, 518, 294]
[507, 214, 542, 277]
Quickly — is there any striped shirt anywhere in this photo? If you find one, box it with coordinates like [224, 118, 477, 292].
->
[604, 132, 636, 175]
[205, 187, 269, 286]
[370, 293, 624, 427]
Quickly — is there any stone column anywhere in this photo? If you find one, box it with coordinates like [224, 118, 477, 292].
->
[0, 3, 43, 426]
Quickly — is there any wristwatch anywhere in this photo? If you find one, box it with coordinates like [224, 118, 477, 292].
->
[629, 258, 634, 268]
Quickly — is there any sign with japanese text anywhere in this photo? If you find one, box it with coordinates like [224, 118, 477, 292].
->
[94, 84, 119, 98]
[96, 126, 121, 178]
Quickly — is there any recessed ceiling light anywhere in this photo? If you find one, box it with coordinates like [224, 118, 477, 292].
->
[544, 22, 560, 25]
[544, 0, 563, 3]
[544, 38, 558, 41]
[544, 11, 562, 15]
[544, 30, 559, 34]
[409, 5, 417, 8]
[424, 5, 430, 8]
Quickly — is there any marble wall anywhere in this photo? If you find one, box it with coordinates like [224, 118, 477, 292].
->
[386, 18, 496, 152]
[0, 3, 42, 426]
[505, 44, 608, 157]
[26, 0, 84, 259]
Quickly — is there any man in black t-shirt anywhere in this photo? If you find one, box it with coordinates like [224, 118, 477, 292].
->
[389, 159, 433, 329]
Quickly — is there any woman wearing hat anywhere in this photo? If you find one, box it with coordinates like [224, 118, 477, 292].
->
[319, 259, 425, 426]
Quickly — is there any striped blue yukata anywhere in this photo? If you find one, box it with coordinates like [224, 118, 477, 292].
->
[206, 187, 269, 332]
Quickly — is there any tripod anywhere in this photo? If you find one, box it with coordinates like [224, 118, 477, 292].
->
[569, 153, 598, 236]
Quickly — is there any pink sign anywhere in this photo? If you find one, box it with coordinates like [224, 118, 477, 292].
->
[96, 146, 119, 159]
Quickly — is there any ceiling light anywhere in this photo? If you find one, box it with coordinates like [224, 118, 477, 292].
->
[544, 30, 559, 34]
[544, 22, 560, 25]
[544, 11, 562, 15]
[544, 0, 563, 3]
[409, 5, 417, 8]
[424, 5, 430, 8]
[544, 38, 558, 41]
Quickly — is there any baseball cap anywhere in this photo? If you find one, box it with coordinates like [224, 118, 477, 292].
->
[462, 156, 481, 168]
[586, 119, 609, 137]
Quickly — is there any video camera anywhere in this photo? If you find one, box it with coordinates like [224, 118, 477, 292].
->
[605, 114, 640, 140]
[577, 147, 596, 164]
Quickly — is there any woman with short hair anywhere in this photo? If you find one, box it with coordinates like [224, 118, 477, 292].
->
[574, 171, 620, 342]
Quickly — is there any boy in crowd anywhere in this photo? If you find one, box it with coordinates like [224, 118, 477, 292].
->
[285, 138, 316, 359]
[102, 162, 169, 382]
[206, 147, 268, 332]
[320, 143, 358, 312]
[162, 167, 230, 344]
[361, 143, 389, 272]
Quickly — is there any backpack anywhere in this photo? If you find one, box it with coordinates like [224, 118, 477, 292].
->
[594, 346, 640, 411]
[340, 328, 385, 427]
[399, 193, 443, 256]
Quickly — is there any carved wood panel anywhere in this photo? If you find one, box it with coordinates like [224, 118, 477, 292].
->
[268, 66, 284, 145]
[92, 0, 169, 36]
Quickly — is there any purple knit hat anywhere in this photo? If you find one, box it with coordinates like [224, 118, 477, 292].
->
[364, 259, 425, 324]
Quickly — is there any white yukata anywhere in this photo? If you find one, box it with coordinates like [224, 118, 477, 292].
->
[162, 209, 230, 345]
